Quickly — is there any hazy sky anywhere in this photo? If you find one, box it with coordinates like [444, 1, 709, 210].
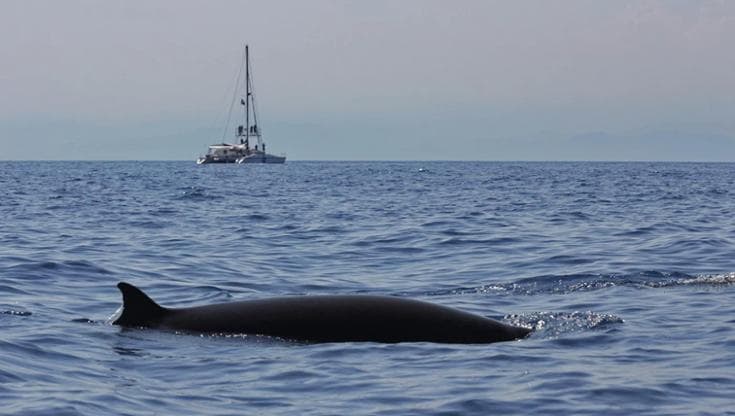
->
[1, 0, 734, 160]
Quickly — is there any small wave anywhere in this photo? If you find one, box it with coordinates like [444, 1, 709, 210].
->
[193, 333, 293, 344]
[5, 259, 113, 279]
[421, 220, 456, 228]
[438, 236, 519, 246]
[177, 186, 222, 201]
[325, 212, 359, 221]
[432, 271, 735, 297]
[126, 219, 169, 229]
[309, 225, 345, 234]
[148, 207, 179, 216]
[544, 255, 593, 266]
[374, 246, 425, 255]
[70, 318, 97, 324]
[1, 309, 32, 317]
[0, 284, 31, 295]
[650, 272, 735, 287]
[246, 214, 269, 221]
[505, 311, 624, 338]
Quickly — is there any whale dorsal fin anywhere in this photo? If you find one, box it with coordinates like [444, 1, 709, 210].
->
[113, 282, 167, 327]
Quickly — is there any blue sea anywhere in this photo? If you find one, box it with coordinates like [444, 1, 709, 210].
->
[1, 161, 734, 415]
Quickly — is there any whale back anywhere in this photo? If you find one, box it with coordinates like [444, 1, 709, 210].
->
[113, 282, 167, 327]
[112, 282, 531, 343]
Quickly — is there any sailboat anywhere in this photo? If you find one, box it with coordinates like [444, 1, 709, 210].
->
[197, 45, 286, 164]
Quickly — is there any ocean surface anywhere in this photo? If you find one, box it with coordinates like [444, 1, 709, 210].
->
[1, 161, 734, 415]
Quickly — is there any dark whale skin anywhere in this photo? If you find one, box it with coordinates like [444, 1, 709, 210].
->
[113, 282, 531, 344]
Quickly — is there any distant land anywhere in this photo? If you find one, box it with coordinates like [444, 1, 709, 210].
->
[1, 116, 733, 162]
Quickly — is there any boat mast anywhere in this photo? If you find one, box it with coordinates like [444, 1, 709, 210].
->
[245, 44, 250, 148]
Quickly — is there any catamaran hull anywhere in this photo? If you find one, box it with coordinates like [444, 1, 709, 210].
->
[236, 154, 286, 164]
[196, 156, 241, 164]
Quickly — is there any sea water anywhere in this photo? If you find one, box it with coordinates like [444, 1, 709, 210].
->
[1, 161, 733, 415]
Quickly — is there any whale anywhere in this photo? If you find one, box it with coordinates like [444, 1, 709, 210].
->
[112, 282, 531, 344]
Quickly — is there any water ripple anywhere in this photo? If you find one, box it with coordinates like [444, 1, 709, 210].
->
[2, 161, 735, 416]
